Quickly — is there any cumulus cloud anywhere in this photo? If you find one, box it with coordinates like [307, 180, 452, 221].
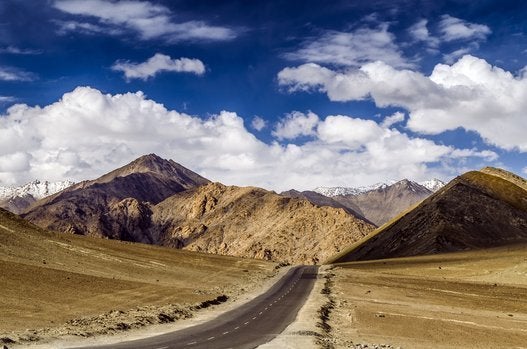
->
[285, 24, 411, 68]
[0, 66, 35, 81]
[53, 0, 236, 42]
[438, 15, 491, 42]
[273, 111, 319, 140]
[0, 87, 496, 190]
[278, 55, 527, 152]
[381, 112, 405, 128]
[251, 116, 267, 131]
[112, 54, 205, 80]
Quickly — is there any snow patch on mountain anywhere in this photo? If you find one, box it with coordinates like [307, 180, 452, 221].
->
[419, 179, 446, 192]
[0, 180, 74, 200]
[314, 181, 397, 197]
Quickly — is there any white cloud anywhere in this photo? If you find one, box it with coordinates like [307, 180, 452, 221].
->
[285, 24, 411, 68]
[53, 0, 236, 42]
[442, 46, 472, 64]
[278, 55, 527, 152]
[0, 87, 497, 190]
[251, 116, 267, 131]
[0, 96, 15, 103]
[0, 46, 41, 55]
[381, 111, 405, 128]
[0, 66, 35, 81]
[407, 19, 440, 49]
[112, 54, 205, 80]
[438, 15, 491, 42]
[523, 167, 527, 175]
[273, 111, 319, 140]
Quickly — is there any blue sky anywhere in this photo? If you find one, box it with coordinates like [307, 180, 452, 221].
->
[0, 0, 526, 190]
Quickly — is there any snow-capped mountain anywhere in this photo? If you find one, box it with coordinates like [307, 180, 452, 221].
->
[314, 178, 446, 197]
[0, 180, 74, 200]
[314, 181, 397, 197]
[419, 179, 446, 192]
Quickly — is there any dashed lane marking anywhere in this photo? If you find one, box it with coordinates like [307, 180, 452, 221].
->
[222, 331, 229, 335]
[244, 321, 250, 325]
[252, 316, 257, 320]
[207, 336, 215, 341]
[186, 342, 197, 346]
[234, 326, 240, 330]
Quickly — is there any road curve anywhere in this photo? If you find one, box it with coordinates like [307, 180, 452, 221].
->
[71, 265, 318, 349]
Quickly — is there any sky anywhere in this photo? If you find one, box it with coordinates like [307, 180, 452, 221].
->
[1, 0, 527, 191]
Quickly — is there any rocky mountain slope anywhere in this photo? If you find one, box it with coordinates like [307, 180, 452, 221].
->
[23, 154, 375, 264]
[332, 179, 433, 226]
[329, 168, 527, 263]
[291, 180, 433, 226]
[23, 154, 210, 239]
[0, 180, 74, 214]
[154, 183, 373, 264]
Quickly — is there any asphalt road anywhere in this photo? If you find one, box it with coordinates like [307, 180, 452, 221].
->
[72, 265, 318, 349]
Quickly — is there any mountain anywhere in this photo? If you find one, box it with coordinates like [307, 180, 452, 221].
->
[23, 154, 210, 238]
[23, 154, 375, 264]
[280, 189, 365, 219]
[328, 168, 527, 263]
[331, 179, 432, 226]
[419, 178, 446, 192]
[0, 180, 74, 214]
[153, 183, 374, 264]
[313, 182, 395, 197]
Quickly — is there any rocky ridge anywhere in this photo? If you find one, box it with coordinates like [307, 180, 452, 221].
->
[23, 154, 375, 264]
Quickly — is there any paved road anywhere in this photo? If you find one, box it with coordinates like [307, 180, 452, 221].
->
[72, 265, 318, 349]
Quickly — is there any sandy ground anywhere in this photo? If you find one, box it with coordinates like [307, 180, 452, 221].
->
[326, 245, 527, 349]
[0, 210, 280, 348]
[5, 265, 291, 349]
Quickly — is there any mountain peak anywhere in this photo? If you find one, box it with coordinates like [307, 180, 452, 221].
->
[94, 154, 209, 187]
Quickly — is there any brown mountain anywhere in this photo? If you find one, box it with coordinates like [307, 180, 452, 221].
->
[23, 154, 210, 240]
[154, 183, 374, 264]
[280, 189, 369, 221]
[331, 180, 432, 226]
[23, 155, 375, 264]
[329, 168, 527, 263]
[288, 180, 432, 227]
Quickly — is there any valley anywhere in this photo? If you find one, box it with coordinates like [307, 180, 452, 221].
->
[0, 208, 278, 347]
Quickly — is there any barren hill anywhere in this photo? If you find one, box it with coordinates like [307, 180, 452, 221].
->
[154, 182, 374, 264]
[23, 154, 210, 240]
[329, 168, 527, 263]
[23, 155, 375, 264]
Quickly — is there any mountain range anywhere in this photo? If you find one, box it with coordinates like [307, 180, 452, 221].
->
[286, 179, 442, 226]
[0, 180, 74, 214]
[329, 167, 527, 263]
[22, 154, 374, 264]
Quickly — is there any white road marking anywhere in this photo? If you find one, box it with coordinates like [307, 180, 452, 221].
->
[259, 311, 263, 315]
[207, 336, 215, 340]
[252, 316, 257, 320]
[234, 326, 240, 330]
[223, 331, 230, 335]
[187, 342, 197, 346]
[244, 321, 250, 325]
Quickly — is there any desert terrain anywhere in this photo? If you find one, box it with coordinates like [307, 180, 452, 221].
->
[0, 208, 278, 346]
[323, 245, 527, 348]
